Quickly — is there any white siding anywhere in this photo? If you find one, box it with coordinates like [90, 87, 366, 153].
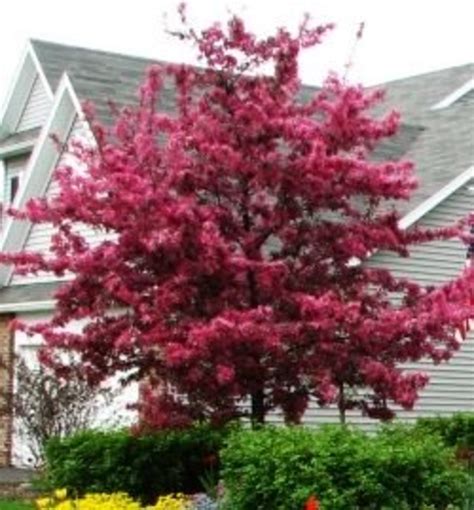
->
[301, 179, 474, 427]
[11, 118, 112, 285]
[16, 75, 51, 132]
[12, 311, 138, 468]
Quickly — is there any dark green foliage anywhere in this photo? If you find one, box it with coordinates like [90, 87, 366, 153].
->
[42, 417, 474, 508]
[43, 424, 234, 504]
[415, 413, 474, 452]
[414, 414, 474, 509]
[220, 425, 469, 510]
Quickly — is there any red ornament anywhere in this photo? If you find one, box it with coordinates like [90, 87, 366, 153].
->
[305, 495, 320, 510]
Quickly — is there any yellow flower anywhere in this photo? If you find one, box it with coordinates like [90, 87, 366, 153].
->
[37, 491, 142, 510]
[150, 493, 190, 510]
[54, 489, 68, 500]
[35, 497, 55, 509]
[36, 491, 191, 510]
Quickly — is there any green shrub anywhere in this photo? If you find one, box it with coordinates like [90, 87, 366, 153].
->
[415, 413, 474, 510]
[43, 423, 234, 504]
[415, 413, 474, 453]
[220, 424, 469, 510]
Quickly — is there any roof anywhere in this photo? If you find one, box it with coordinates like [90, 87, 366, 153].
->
[30, 39, 157, 126]
[30, 39, 473, 214]
[372, 63, 474, 213]
[374, 63, 474, 122]
[30, 39, 319, 123]
[0, 41, 471, 305]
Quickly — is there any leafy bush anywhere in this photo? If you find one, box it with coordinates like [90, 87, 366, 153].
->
[220, 424, 469, 510]
[414, 414, 474, 509]
[415, 413, 474, 453]
[44, 424, 233, 504]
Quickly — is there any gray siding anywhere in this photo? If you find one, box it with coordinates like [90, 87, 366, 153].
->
[11, 118, 111, 285]
[16, 75, 51, 132]
[301, 180, 474, 427]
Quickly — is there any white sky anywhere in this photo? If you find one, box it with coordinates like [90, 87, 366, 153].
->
[0, 0, 473, 104]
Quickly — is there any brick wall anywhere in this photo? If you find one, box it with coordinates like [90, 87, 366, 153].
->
[0, 314, 14, 466]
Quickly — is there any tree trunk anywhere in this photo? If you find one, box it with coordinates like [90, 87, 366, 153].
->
[242, 181, 266, 428]
[338, 383, 346, 425]
[251, 389, 265, 428]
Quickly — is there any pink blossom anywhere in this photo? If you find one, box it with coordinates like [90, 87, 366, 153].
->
[1, 7, 472, 427]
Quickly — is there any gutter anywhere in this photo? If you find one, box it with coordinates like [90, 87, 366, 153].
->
[0, 300, 55, 313]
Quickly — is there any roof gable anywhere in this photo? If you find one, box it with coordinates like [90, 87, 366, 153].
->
[0, 42, 53, 139]
[16, 73, 51, 132]
[0, 76, 82, 286]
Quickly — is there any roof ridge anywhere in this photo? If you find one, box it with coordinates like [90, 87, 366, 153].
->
[30, 38, 156, 65]
[371, 62, 473, 88]
[30, 38, 473, 91]
[367, 62, 474, 88]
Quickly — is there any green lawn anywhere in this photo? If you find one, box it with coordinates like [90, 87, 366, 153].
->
[0, 501, 33, 510]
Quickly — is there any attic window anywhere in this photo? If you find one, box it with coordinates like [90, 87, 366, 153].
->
[9, 175, 20, 203]
[3, 152, 30, 208]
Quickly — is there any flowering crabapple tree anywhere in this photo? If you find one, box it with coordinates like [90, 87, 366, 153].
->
[3, 8, 473, 426]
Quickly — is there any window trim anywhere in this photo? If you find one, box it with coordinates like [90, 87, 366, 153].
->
[0, 140, 36, 159]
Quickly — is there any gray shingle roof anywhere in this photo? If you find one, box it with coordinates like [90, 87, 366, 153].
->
[0, 41, 471, 305]
[26, 39, 474, 210]
[373, 123, 425, 163]
[373, 64, 474, 124]
[372, 63, 474, 213]
[31, 38, 316, 124]
[31, 39, 156, 126]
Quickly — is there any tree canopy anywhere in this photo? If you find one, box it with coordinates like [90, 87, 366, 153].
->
[4, 8, 473, 426]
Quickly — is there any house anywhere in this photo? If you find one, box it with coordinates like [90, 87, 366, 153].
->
[0, 39, 472, 466]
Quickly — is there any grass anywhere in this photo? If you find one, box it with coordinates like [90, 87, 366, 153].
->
[0, 501, 33, 510]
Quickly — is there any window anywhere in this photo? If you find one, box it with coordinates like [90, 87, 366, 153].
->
[3, 152, 30, 207]
[10, 174, 20, 203]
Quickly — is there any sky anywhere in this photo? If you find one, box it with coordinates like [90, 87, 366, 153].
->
[0, 0, 473, 104]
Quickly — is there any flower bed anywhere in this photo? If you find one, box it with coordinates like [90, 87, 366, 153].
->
[35, 490, 217, 510]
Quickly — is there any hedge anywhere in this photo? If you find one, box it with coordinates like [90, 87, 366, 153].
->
[415, 413, 474, 456]
[44, 424, 233, 504]
[42, 415, 474, 508]
[220, 424, 469, 510]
